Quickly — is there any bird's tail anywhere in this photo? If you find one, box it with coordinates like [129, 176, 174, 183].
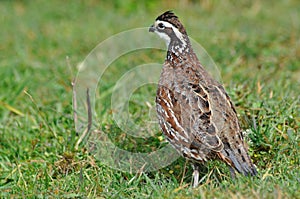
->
[218, 145, 257, 177]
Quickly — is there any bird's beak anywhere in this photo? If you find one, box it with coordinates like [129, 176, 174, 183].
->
[149, 24, 155, 32]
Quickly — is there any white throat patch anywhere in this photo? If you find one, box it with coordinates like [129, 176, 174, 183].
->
[155, 31, 171, 47]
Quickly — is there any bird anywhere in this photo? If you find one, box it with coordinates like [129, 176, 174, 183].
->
[149, 11, 257, 187]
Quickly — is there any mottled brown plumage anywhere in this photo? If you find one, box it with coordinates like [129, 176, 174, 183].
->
[149, 11, 257, 187]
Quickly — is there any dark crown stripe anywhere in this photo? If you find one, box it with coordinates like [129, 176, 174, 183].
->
[156, 10, 177, 21]
[155, 10, 187, 35]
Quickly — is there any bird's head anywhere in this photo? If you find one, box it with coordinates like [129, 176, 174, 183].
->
[149, 11, 188, 47]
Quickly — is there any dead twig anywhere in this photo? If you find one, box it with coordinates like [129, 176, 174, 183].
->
[75, 88, 92, 150]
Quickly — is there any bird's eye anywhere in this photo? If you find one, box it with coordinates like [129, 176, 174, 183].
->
[158, 23, 165, 29]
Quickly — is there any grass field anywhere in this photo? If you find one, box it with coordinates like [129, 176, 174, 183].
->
[0, 0, 299, 198]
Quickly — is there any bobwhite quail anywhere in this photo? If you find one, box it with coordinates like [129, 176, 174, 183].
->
[149, 11, 257, 187]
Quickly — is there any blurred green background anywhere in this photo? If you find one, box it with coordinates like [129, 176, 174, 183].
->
[0, 0, 299, 198]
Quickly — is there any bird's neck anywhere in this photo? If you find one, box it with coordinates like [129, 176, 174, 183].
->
[166, 36, 197, 63]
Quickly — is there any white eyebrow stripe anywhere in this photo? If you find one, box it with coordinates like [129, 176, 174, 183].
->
[155, 20, 174, 28]
[155, 20, 186, 47]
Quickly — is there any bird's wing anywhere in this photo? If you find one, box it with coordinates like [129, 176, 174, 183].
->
[179, 80, 224, 152]
[156, 79, 224, 160]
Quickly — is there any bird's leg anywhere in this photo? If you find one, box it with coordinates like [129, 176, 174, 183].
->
[229, 166, 236, 179]
[191, 163, 200, 188]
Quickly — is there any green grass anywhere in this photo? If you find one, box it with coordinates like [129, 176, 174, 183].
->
[0, 0, 299, 198]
